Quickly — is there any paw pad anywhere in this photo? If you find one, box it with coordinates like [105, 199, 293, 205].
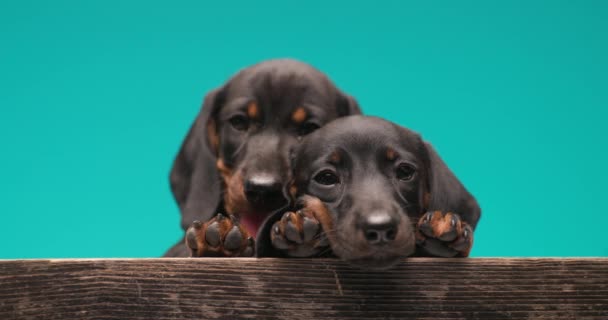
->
[185, 214, 254, 257]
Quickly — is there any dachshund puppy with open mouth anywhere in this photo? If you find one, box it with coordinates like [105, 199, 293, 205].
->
[164, 59, 360, 257]
[257, 115, 481, 269]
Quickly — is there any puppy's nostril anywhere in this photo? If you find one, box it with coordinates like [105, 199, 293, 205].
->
[364, 228, 398, 245]
[365, 230, 380, 243]
[245, 182, 281, 197]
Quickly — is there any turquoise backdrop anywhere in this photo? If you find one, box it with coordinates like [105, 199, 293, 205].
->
[1, 1, 607, 258]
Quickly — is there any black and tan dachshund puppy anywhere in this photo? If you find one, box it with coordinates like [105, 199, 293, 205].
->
[165, 59, 360, 257]
[258, 116, 481, 269]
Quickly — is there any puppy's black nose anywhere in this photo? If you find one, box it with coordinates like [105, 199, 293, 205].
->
[244, 174, 283, 205]
[363, 212, 398, 245]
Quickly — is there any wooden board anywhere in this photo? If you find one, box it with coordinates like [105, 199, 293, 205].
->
[1, 258, 607, 319]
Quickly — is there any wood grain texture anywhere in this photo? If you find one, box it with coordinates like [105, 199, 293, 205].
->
[0, 258, 607, 319]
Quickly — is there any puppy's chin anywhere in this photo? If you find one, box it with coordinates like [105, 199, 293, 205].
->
[331, 240, 416, 270]
[344, 255, 405, 271]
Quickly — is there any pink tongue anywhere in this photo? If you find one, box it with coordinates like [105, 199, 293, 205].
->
[240, 213, 268, 238]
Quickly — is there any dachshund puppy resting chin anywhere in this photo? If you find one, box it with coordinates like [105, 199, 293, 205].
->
[257, 115, 481, 270]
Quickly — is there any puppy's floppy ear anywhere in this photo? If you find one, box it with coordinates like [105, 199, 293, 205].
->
[170, 88, 225, 231]
[422, 142, 481, 229]
[336, 92, 362, 116]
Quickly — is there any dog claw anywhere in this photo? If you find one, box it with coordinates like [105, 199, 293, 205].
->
[425, 211, 433, 222]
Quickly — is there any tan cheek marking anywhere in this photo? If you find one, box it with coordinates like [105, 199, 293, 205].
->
[216, 158, 231, 177]
[217, 158, 233, 212]
[218, 159, 250, 216]
[247, 102, 259, 119]
[217, 159, 248, 216]
[291, 107, 307, 124]
[386, 148, 396, 161]
[216, 159, 225, 171]
[289, 184, 298, 198]
[207, 119, 219, 153]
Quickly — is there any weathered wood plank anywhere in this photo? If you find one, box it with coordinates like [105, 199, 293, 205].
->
[0, 258, 607, 319]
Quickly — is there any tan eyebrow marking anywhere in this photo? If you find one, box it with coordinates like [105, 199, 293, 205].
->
[247, 102, 259, 119]
[386, 147, 397, 161]
[329, 151, 341, 164]
[291, 107, 307, 124]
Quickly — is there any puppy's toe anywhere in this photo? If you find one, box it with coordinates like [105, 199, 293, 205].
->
[240, 237, 255, 257]
[271, 218, 291, 250]
[224, 226, 244, 251]
[205, 221, 221, 247]
[185, 220, 203, 257]
[285, 216, 304, 244]
[448, 224, 473, 255]
[302, 215, 320, 242]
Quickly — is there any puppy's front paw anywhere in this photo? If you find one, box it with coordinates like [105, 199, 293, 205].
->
[270, 208, 329, 257]
[416, 211, 473, 257]
[185, 213, 255, 257]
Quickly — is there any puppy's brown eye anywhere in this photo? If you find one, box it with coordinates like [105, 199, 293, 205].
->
[299, 122, 320, 136]
[396, 164, 416, 181]
[229, 115, 249, 131]
[314, 170, 340, 186]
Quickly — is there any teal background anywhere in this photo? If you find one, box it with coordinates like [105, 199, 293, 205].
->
[1, 1, 607, 258]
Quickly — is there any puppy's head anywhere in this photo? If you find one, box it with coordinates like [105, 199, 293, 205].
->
[291, 115, 480, 269]
[171, 59, 360, 236]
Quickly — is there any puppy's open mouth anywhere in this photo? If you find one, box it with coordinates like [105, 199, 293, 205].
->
[240, 200, 290, 237]
[240, 212, 269, 237]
